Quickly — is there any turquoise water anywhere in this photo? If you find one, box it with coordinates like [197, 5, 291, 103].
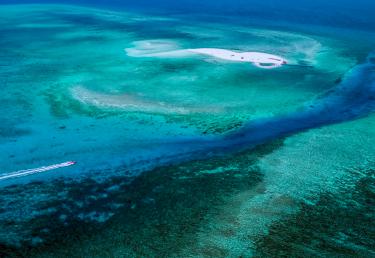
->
[0, 2, 374, 257]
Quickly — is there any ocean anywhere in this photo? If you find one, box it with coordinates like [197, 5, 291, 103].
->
[0, 1, 374, 257]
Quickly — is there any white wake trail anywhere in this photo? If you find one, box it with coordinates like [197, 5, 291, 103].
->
[0, 161, 76, 181]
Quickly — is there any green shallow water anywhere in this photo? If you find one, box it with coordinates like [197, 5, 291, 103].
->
[0, 4, 361, 174]
[0, 3, 375, 257]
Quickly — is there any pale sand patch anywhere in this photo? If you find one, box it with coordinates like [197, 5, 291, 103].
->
[71, 86, 223, 115]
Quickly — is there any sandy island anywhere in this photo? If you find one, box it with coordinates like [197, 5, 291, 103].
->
[188, 48, 287, 69]
[125, 41, 288, 69]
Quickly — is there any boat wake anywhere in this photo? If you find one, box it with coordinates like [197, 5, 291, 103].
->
[0, 161, 76, 181]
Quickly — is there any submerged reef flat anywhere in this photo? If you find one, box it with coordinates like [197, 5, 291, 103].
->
[2, 116, 375, 257]
[0, 141, 278, 255]
[0, 3, 375, 257]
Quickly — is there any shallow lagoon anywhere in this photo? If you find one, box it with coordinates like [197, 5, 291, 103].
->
[0, 4, 360, 177]
[0, 3, 374, 257]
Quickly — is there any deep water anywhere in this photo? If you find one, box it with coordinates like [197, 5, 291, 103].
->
[1, 1, 375, 257]
[222, 53, 375, 149]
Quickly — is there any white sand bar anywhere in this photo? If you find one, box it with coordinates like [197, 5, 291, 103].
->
[188, 48, 287, 69]
[124, 41, 288, 69]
